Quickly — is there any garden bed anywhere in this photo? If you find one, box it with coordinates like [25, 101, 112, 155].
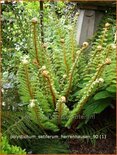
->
[69, 133, 115, 154]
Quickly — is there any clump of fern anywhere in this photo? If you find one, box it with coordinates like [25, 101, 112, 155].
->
[16, 11, 116, 133]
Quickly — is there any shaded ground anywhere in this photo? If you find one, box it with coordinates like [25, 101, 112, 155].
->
[68, 106, 116, 154]
[69, 133, 116, 154]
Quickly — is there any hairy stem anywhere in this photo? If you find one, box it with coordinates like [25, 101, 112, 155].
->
[58, 102, 62, 127]
[44, 75, 56, 108]
[33, 104, 47, 135]
[65, 63, 106, 128]
[71, 30, 75, 62]
[33, 24, 40, 66]
[24, 65, 34, 99]
[62, 43, 69, 76]
[65, 48, 83, 98]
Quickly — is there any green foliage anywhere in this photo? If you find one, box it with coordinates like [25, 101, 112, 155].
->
[30, 139, 70, 154]
[17, 10, 116, 131]
[1, 136, 26, 154]
[2, 2, 31, 111]
[83, 99, 111, 117]
[2, 2, 116, 154]
[76, 13, 116, 124]
[94, 91, 111, 100]
[2, 111, 42, 137]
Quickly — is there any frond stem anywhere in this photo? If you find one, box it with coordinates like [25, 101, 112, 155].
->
[33, 24, 40, 66]
[24, 65, 34, 99]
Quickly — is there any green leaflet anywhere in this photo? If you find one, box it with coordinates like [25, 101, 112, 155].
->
[50, 97, 70, 127]
[1, 136, 26, 154]
[16, 10, 116, 131]
[28, 100, 59, 132]
[94, 91, 111, 100]
[42, 122, 59, 132]
[2, 111, 42, 139]
[36, 91, 52, 114]
[83, 100, 111, 117]
[2, 3, 116, 154]
[106, 85, 116, 93]
[30, 139, 70, 154]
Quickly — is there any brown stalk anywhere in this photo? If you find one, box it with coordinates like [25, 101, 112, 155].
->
[70, 30, 75, 62]
[65, 48, 83, 98]
[66, 63, 107, 128]
[33, 24, 40, 66]
[62, 42, 69, 76]
[24, 65, 34, 99]
[58, 102, 62, 127]
[44, 75, 56, 108]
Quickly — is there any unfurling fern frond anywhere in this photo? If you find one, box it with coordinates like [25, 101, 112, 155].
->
[28, 99, 59, 132]
[16, 11, 116, 132]
[51, 96, 70, 127]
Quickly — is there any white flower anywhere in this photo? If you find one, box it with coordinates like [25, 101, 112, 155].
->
[1, 88, 4, 93]
[22, 59, 29, 64]
[2, 102, 5, 106]
[29, 99, 35, 108]
[21, 55, 29, 64]
[24, 55, 29, 59]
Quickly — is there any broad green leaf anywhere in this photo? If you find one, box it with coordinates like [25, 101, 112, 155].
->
[83, 100, 111, 117]
[93, 102, 110, 114]
[94, 91, 110, 100]
[106, 85, 116, 93]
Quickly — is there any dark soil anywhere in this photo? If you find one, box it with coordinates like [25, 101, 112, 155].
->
[68, 107, 116, 154]
[68, 133, 116, 154]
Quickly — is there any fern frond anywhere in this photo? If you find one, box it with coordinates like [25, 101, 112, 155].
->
[28, 100, 59, 132]
[2, 111, 41, 137]
[65, 62, 110, 127]
[51, 96, 70, 127]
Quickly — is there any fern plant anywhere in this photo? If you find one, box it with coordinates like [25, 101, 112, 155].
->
[2, 3, 116, 153]
[78, 13, 116, 125]
[16, 11, 116, 132]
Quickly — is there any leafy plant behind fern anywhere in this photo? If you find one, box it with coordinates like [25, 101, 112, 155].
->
[1, 136, 26, 154]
